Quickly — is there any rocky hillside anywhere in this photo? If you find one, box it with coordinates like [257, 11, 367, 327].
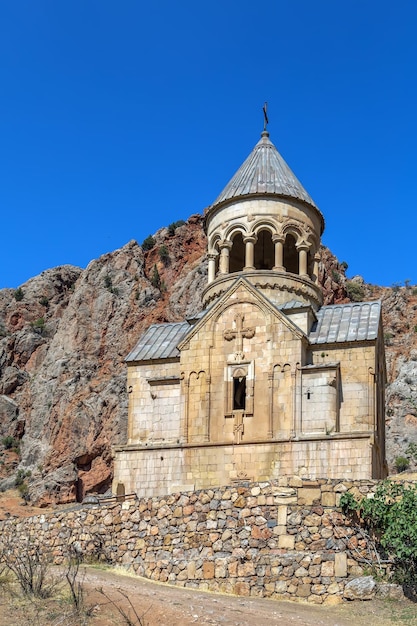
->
[0, 215, 415, 505]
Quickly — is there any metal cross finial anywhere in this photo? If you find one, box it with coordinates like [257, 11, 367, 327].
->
[263, 102, 269, 131]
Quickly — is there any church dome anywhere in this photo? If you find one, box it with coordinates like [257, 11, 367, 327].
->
[202, 128, 325, 310]
[206, 131, 324, 234]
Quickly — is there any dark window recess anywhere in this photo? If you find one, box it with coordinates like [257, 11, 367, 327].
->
[233, 377, 246, 410]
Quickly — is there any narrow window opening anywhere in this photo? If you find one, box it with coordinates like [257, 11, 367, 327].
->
[233, 376, 246, 410]
[254, 229, 274, 270]
[283, 234, 299, 274]
[307, 249, 313, 278]
[229, 232, 245, 273]
[214, 242, 220, 276]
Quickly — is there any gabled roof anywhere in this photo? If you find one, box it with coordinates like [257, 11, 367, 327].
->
[125, 321, 190, 362]
[309, 301, 381, 344]
[178, 277, 308, 351]
[211, 131, 319, 212]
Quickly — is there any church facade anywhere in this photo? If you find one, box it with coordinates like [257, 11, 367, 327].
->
[113, 128, 387, 498]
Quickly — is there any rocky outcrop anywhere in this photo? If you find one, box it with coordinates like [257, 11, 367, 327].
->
[0, 213, 416, 504]
[0, 217, 206, 504]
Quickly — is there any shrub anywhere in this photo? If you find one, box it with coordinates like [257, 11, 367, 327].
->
[167, 219, 186, 236]
[340, 261, 348, 271]
[159, 245, 170, 265]
[1, 436, 18, 450]
[341, 481, 417, 587]
[104, 275, 119, 296]
[0, 531, 58, 598]
[406, 442, 417, 461]
[13, 287, 24, 301]
[39, 296, 49, 308]
[395, 456, 410, 473]
[345, 280, 365, 302]
[384, 332, 393, 345]
[31, 317, 45, 333]
[15, 468, 31, 487]
[150, 265, 161, 289]
[141, 235, 156, 251]
[331, 270, 340, 283]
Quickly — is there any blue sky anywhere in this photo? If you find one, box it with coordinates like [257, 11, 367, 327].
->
[1, 1, 416, 289]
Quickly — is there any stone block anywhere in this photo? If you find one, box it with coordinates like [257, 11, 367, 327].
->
[321, 561, 334, 577]
[323, 595, 342, 606]
[321, 491, 336, 507]
[234, 582, 250, 596]
[335, 553, 347, 578]
[344, 576, 377, 600]
[296, 583, 311, 597]
[278, 534, 295, 549]
[297, 488, 321, 505]
[275, 580, 287, 593]
[203, 561, 215, 579]
[277, 505, 287, 526]
[376, 583, 404, 600]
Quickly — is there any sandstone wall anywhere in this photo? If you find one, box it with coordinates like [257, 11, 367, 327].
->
[0, 477, 379, 604]
[113, 438, 373, 498]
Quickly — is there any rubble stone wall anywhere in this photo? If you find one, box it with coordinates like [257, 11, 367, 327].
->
[0, 477, 380, 604]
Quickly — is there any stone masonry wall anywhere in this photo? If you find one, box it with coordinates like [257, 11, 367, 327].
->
[0, 477, 380, 605]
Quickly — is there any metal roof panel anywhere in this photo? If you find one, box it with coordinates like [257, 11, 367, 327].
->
[212, 131, 318, 210]
[309, 301, 381, 345]
[126, 321, 190, 362]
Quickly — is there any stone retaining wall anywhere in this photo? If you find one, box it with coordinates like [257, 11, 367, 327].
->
[0, 477, 380, 604]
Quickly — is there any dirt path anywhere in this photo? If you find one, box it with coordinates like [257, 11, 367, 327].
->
[79, 567, 417, 626]
[2, 565, 417, 625]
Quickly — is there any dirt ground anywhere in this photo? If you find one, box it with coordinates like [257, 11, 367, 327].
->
[1, 565, 417, 626]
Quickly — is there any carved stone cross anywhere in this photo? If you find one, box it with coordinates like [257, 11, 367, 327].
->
[233, 411, 244, 444]
[223, 313, 255, 358]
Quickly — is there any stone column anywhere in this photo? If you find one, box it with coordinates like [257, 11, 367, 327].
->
[207, 253, 217, 283]
[268, 371, 274, 439]
[297, 244, 310, 278]
[205, 374, 211, 442]
[272, 235, 285, 271]
[219, 241, 232, 275]
[243, 235, 256, 270]
[182, 376, 189, 443]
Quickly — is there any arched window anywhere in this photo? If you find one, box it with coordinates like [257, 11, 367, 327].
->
[233, 376, 246, 410]
[214, 242, 220, 276]
[229, 232, 245, 273]
[283, 234, 299, 274]
[254, 229, 274, 270]
[307, 249, 314, 278]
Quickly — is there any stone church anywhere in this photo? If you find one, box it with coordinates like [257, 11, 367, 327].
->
[113, 126, 387, 498]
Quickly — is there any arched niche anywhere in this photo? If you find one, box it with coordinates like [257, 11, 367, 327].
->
[254, 229, 274, 270]
[229, 231, 245, 273]
[283, 234, 299, 274]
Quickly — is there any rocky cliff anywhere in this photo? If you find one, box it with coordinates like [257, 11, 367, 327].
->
[0, 215, 415, 505]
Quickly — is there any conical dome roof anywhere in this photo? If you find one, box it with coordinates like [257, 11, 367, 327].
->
[211, 130, 318, 210]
